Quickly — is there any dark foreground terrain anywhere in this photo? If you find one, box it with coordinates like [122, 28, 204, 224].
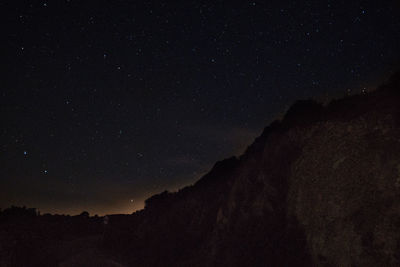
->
[1, 72, 400, 266]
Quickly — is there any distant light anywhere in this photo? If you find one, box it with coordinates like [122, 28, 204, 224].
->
[44, 170, 48, 174]
[23, 151, 27, 155]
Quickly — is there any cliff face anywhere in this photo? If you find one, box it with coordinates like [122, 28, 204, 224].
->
[213, 76, 400, 266]
[212, 75, 400, 267]
[103, 73, 400, 267]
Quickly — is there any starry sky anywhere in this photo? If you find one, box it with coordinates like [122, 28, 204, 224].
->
[2, 0, 400, 215]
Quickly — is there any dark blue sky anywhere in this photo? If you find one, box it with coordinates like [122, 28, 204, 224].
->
[2, 0, 399, 215]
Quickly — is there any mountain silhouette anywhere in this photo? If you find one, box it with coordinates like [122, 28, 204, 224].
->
[1, 71, 400, 266]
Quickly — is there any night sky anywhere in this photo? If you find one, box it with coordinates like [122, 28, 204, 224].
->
[2, 0, 400, 215]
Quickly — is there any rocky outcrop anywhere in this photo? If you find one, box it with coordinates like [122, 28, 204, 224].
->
[208, 73, 400, 267]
